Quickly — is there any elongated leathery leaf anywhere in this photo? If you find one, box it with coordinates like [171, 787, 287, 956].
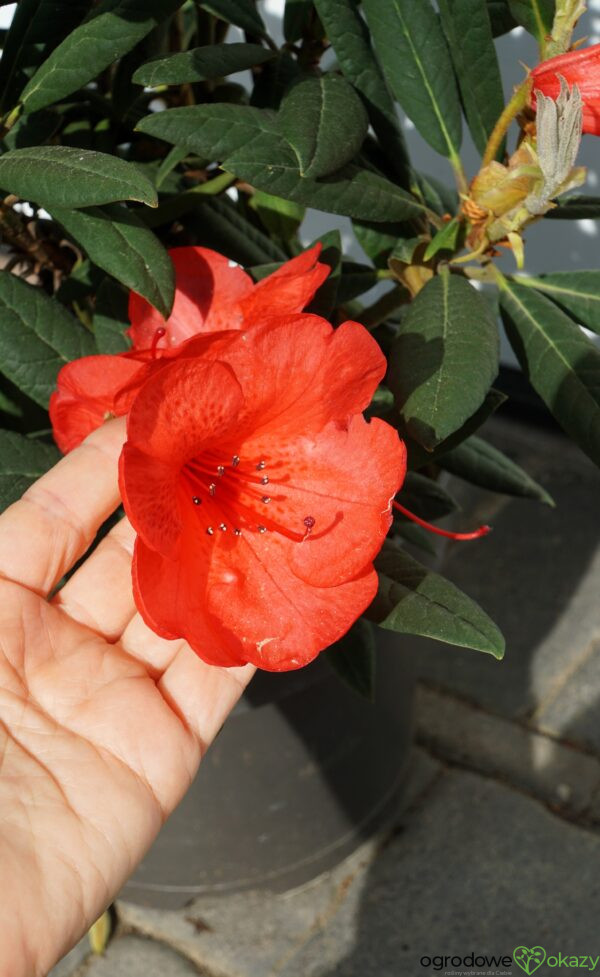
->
[133, 43, 273, 86]
[361, 0, 462, 160]
[314, 0, 411, 183]
[518, 272, 600, 334]
[0, 272, 95, 407]
[19, 0, 185, 114]
[508, 0, 554, 45]
[0, 147, 157, 209]
[197, 0, 266, 35]
[438, 435, 554, 504]
[389, 270, 499, 450]
[547, 196, 600, 219]
[279, 75, 368, 179]
[0, 430, 60, 513]
[500, 277, 600, 467]
[438, 0, 505, 157]
[373, 544, 504, 659]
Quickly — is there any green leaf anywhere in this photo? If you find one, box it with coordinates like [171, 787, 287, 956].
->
[337, 261, 379, 303]
[487, 0, 519, 35]
[3, 109, 60, 150]
[361, 0, 462, 159]
[133, 43, 273, 86]
[94, 278, 131, 354]
[136, 103, 278, 159]
[0, 147, 158, 209]
[0, 430, 60, 513]
[508, 0, 554, 43]
[438, 435, 554, 504]
[438, 0, 505, 158]
[284, 0, 314, 42]
[517, 271, 600, 334]
[389, 271, 499, 450]
[416, 172, 459, 217]
[499, 278, 600, 467]
[187, 196, 287, 265]
[0, 272, 95, 407]
[248, 190, 305, 242]
[324, 618, 376, 701]
[313, 0, 411, 183]
[279, 75, 368, 179]
[546, 195, 600, 219]
[407, 388, 507, 470]
[423, 219, 461, 261]
[353, 220, 410, 267]
[306, 229, 342, 318]
[394, 471, 459, 522]
[197, 0, 266, 35]
[50, 204, 174, 317]
[0, 0, 93, 113]
[373, 544, 504, 658]
[18, 0, 184, 113]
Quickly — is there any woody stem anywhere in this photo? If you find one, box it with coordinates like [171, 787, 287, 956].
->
[482, 77, 533, 168]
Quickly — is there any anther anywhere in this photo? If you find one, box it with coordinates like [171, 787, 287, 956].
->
[258, 525, 267, 534]
[256, 460, 266, 470]
[209, 483, 216, 497]
[233, 528, 242, 536]
[261, 476, 269, 485]
[192, 496, 202, 505]
[261, 496, 271, 504]
[232, 455, 240, 467]
[219, 523, 227, 532]
[206, 526, 215, 536]
[217, 466, 225, 476]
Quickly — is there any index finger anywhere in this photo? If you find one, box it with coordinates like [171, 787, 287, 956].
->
[0, 418, 126, 596]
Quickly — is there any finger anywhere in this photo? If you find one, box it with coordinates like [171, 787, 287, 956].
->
[52, 516, 136, 640]
[121, 613, 255, 744]
[0, 418, 125, 595]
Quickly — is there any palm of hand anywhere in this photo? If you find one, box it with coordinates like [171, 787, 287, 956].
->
[0, 421, 253, 976]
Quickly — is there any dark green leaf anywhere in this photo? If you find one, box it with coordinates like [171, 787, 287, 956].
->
[407, 388, 507, 470]
[518, 272, 600, 334]
[337, 261, 379, 303]
[438, 0, 504, 157]
[313, 0, 411, 183]
[50, 204, 174, 317]
[361, 0, 462, 159]
[306, 229, 341, 317]
[0, 430, 60, 513]
[133, 43, 273, 86]
[197, 0, 265, 35]
[94, 278, 131, 354]
[284, 0, 313, 42]
[3, 109, 60, 150]
[187, 196, 287, 265]
[279, 75, 368, 178]
[423, 219, 461, 261]
[248, 190, 304, 242]
[136, 103, 278, 159]
[499, 278, 600, 467]
[396, 522, 438, 556]
[394, 471, 459, 522]
[508, 0, 554, 42]
[416, 172, 459, 217]
[19, 0, 184, 114]
[389, 271, 500, 450]
[324, 618, 376, 701]
[353, 220, 409, 268]
[487, 0, 518, 35]
[438, 435, 554, 504]
[250, 51, 301, 109]
[0, 272, 95, 407]
[546, 196, 600, 219]
[0, 147, 158, 209]
[373, 544, 504, 658]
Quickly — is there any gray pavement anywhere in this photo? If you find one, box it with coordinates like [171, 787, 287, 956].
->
[50, 416, 600, 977]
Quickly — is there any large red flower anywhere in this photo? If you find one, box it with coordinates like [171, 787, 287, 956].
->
[531, 44, 600, 135]
[119, 315, 406, 671]
[50, 245, 329, 453]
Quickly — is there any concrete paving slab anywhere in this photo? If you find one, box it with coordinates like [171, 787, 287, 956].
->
[535, 640, 600, 755]
[81, 936, 199, 977]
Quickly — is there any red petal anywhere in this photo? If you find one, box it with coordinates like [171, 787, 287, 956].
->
[50, 355, 146, 453]
[219, 316, 387, 438]
[238, 244, 329, 321]
[128, 247, 254, 349]
[132, 533, 379, 670]
[531, 45, 600, 135]
[120, 359, 244, 554]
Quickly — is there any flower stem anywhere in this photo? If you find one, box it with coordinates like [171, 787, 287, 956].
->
[482, 77, 533, 169]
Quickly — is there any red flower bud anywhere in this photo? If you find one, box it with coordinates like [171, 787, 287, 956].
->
[531, 44, 600, 135]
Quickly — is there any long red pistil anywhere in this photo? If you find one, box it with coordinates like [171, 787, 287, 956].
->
[392, 500, 491, 541]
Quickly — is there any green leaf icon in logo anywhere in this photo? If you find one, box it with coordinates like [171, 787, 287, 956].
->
[513, 946, 547, 975]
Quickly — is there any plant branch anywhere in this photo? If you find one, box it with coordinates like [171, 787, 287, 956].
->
[482, 77, 533, 169]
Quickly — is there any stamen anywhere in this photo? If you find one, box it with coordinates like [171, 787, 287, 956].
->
[261, 476, 269, 485]
[151, 326, 166, 359]
[192, 496, 201, 505]
[217, 466, 225, 476]
[258, 525, 267, 534]
[209, 483, 216, 497]
[261, 496, 271, 504]
[219, 523, 227, 532]
[232, 455, 240, 467]
[392, 500, 491, 541]
[256, 460, 266, 471]
[233, 528, 242, 536]
[206, 526, 215, 536]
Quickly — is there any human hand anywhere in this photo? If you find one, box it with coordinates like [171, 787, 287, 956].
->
[0, 419, 254, 977]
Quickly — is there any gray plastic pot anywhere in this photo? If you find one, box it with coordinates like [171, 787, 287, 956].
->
[122, 629, 416, 908]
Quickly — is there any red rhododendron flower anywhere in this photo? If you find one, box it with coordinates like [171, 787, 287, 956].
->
[119, 315, 406, 671]
[531, 44, 600, 135]
[50, 245, 329, 453]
